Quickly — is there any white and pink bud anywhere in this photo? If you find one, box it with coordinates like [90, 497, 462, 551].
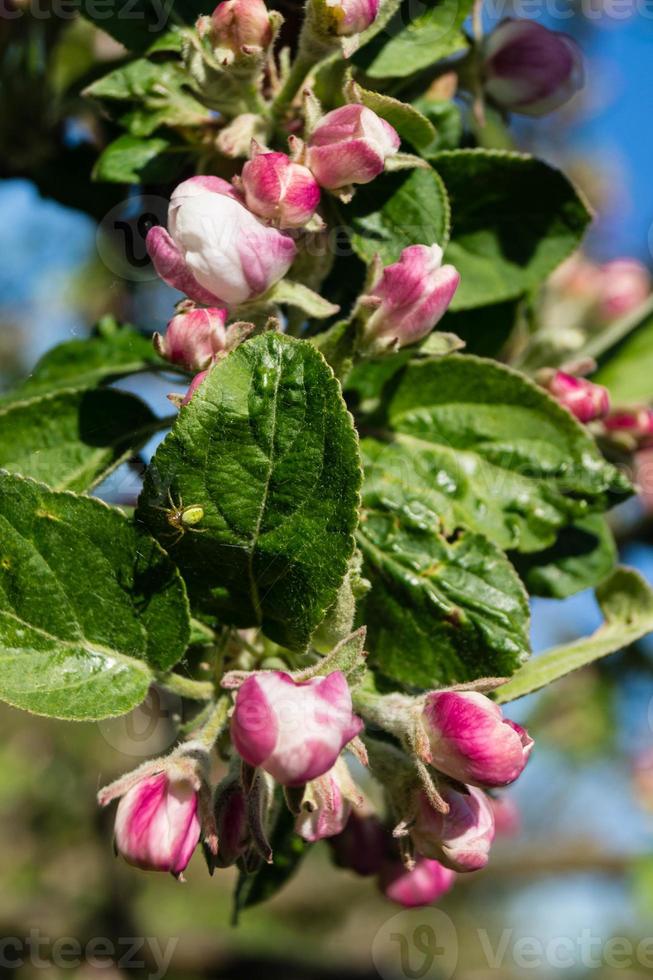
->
[359, 244, 460, 351]
[146, 176, 296, 308]
[410, 786, 495, 873]
[295, 758, 363, 842]
[241, 149, 321, 228]
[312, 0, 379, 36]
[98, 756, 209, 875]
[544, 371, 611, 424]
[154, 306, 227, 373]
[329, 812, 389, 876]
[483, 19, 584, 117]
[420, 691, 533, 789]
[596, 259, 650, 321]
[380, 857, 456, 907]
[210, 0, 272, 55]
[307, 104, 400, 190]
[231, 670, 364, 787]
[604, 408, 653, 450]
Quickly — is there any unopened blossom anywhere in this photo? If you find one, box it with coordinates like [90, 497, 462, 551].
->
[213, 779, 250, 868]
[231, 670, 363, 786]
[545, 371, 611, 424]
[329, 812, 389, 876]
[154, 306, 227, 373]
[360, 244, 460, 350]
[597, 259, 650, 321]
[380, 857, 456, 907]
[295, 758, 363, 843]
[483, 19, 584, 116]
[241, 150, 321, 228]
[146, 176, 296, 307]
[307, 104, 400, 190]
[419, 691, 533, 788]
[100, 769, 201, 875]
[604, 408, 653, 450]
[410, 786, 495, 873]
[210, 0, 272, 54]
[312, 0, 379, 36]
[488, 795, 521, 837]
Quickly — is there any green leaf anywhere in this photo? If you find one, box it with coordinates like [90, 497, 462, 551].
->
[6, 320, 160, 401]
[496, 568, 653, 703]
[347, 166, 450, 265]
[233, 798, 307, 917]
[433, 150, 592, 310]
[412, 97, 464, 154]
[361, 354, 630, 554]
[73, 0, 207, 53]
[353, 0, 472, 78]
[138, 334, 362, 650]
[262, 280, 340, 318]
[353, 85, 438, 153]
[0, 387, 158, 492]
[358, 511, 530, 688]
[592, 309, 653, 405]
[512, 515, 617, 599]
[0, 473, 189, 720]
[93, 135, 188, 184]
[439, 301, 519, 359]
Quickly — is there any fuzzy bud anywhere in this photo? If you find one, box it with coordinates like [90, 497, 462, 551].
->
[210, 0, 272, 54]
[146, 176, 296, 307]
[410, 786, 495, 873]
[241, 149, 321, 228]
[154, 306, 227, 372]
[380, 857, 456, 907]
[295, 758, 363, 842]
[329, 812, 389, 876]
[483, 19, 584, 117]
[544, 370, 611, 424]
[213, 779, 250, 868]
[311, 0, 379, 36]
[604, 408, 653, 450]
[359, 244, 460, 351]
[307, 104, 400, 190]
[231, 670, 364, 787]
[420, 691, 533, 789]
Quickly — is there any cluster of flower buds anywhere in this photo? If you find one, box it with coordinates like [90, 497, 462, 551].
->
[539, 370, 611, 425]
[483, 19, 584, 117]
[548, 254, 651, 325]
[603, 408, 653, 451]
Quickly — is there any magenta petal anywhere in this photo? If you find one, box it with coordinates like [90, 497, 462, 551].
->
[231, 675, 278, 767]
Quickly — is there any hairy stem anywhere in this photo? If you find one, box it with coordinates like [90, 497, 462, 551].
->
[156, 672, 215, 700]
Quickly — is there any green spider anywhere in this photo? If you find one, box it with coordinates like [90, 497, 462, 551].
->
[153, 491, 207, 546]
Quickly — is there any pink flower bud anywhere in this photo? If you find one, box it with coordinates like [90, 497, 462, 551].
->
[154, 306, 227, 372]
[488, 795, 521, 837]
[147, 175, 296, 307]
[214, 780, 250, 868]
[410, 786, 495, 873]
[241, 150, 321, 228]
[211, 0, 272, 54]
[604, 408, 653, 450]
[329, 812, 389, 876]
[181, 369, 210, 406]
[361, 244, 460, 350]
[231, 670, 364, 787]
[112, 772, 201, 874]
[307, 104, 400, 190]
[295, 758, 362, 842]
[313, 0, 380, 36]
[545, 371, 611, 424]
[420, 691, 533, 788]
[483, 19, 584, 117]
[380, 857, 456, 907]
[596, 259, 650, 321]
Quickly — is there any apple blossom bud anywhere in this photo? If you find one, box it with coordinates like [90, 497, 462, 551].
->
[329, 812, 389, 876]
[307, 104, 400, 190]
[483, 19, 584, 117]
[380, 857, 456, 907]
[295, 758, 362, 842]
[213, 779, 250, 868]
[604, 408, 653, 450]
[597, 259, 650, 321]
[241, 150, 321, 228]
[181, 370, 210, 407]
[488, 795, 521, 837]
[420, 691, 533, 788]
[112, 771, 201, 874]
[210, 0, 272, 54]
[147, 175, 296, 307]
[359, 244, 460, 351]
[544, 371, 611, 424]
[231, 670, 364, 787]
[311, 0, 379, 36]
[154, 306, 227, 372]
[410, 786, 495, 873]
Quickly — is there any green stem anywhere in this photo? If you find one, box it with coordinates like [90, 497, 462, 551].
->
[270, 48, 317, 126]
[194, 694, 231, 750]
[156, 672, 215, 701]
